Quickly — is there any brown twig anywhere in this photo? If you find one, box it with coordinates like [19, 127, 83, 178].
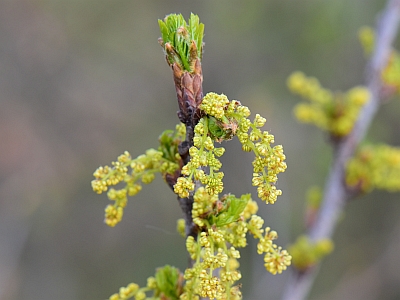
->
[281, 1, 400, 299]
[168, 57, 204, 239]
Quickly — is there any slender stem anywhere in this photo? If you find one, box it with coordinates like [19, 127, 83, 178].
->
[282, 1, 400, 299]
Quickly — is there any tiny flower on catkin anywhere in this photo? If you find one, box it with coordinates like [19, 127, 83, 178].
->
[201, 92, 230, 119]
[264, 247, 292, 275]
[177, 218, 186, 237]
[104, 205, 123, 227]
[174, 176, 195, 198]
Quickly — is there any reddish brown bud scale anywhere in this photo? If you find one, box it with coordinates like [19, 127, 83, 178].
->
[170, 60, 204, 127]
[189, 41, 198, 69]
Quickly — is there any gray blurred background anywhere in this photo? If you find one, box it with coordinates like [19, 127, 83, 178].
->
[1, 0, 400, 299]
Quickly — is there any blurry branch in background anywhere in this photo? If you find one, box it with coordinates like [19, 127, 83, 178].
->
[282, 0, 400, 299]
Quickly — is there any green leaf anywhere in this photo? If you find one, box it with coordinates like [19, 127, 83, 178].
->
[189, 13, 204, 59]
[214, 194, 250, 226]
[158, 19, 169, 46]
[159, 129, 174, 145]
[208, 116, 225, 139]
[155, 265, 180, 300]
[207, 116, 237, 141]
[158, 129, 175, 161]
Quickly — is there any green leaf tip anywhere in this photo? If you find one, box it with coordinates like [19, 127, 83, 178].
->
[158, 13, 204, 72]
[155, 265, 181, 300]
[214, 194, 251, 226]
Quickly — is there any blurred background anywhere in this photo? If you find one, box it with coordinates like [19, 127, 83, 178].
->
[1, 0, 400, 299]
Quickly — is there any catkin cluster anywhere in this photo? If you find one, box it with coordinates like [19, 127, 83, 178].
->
[92, 124, 185, 226]
[287, 71, 369, 137]
[359, 26, 400, 94]
[173, 92, 290, 299]
[171, 93, 290, 299]
[346, 144, 400, 193]
[180, 188, 291, 300]
[174, 92, 287, 205]
[109, 265, 183, 300]
[288, 236, 334, 271]
[173, 116, 225, 198]
[382, 52, 400, 93]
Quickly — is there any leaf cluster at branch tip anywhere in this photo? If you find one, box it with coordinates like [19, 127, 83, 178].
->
[158, 13, 204, 72]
